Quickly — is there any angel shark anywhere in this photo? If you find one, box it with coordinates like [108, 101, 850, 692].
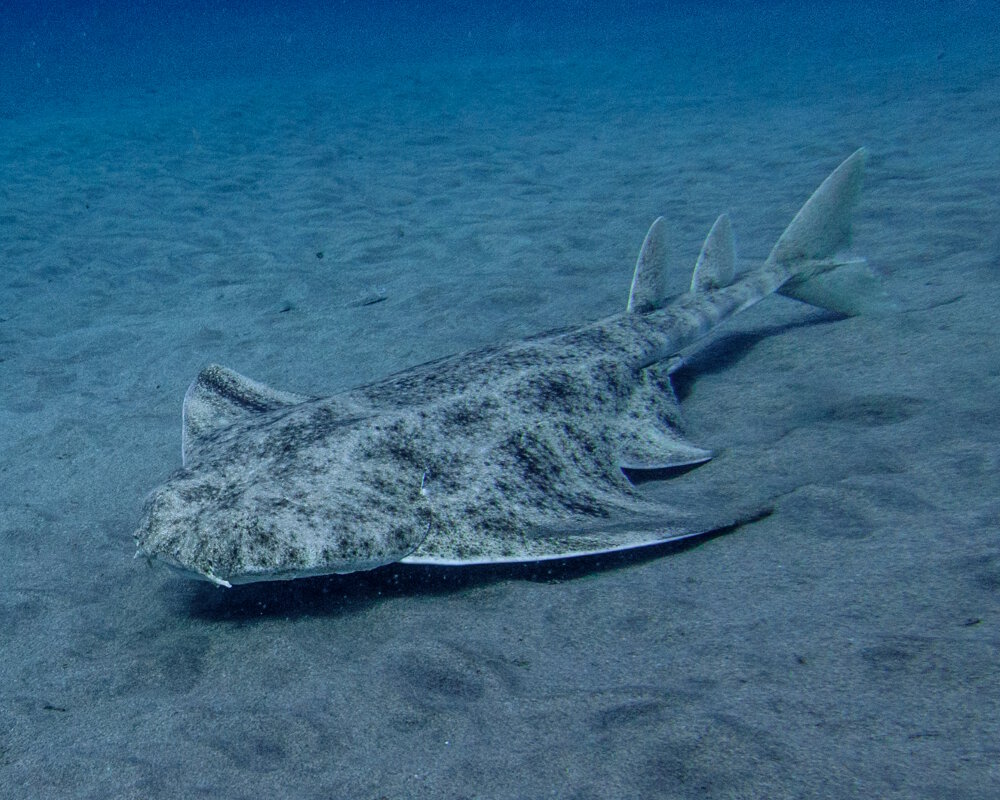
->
[135, 149, 890, 587]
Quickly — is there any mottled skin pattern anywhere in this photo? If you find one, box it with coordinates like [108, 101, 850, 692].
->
[134, 266, 794, 584]
[135, 151, 872, 586]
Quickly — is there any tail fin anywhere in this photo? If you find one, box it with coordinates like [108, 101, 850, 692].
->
[771, 148, 897, 315]
[769, 148, 865, 266]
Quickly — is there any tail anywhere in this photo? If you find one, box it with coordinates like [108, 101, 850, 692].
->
[769, 147, 896, 315]
[627, 148, 896, 317]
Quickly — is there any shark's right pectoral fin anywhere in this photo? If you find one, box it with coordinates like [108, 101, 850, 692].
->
[182, 364, 314, 465]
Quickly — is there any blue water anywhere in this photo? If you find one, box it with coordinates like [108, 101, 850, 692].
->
[2, 1, 994, 118]
[2, 2, 999, 798]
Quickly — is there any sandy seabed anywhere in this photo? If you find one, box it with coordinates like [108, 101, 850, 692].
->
[1, 29, 999, 800]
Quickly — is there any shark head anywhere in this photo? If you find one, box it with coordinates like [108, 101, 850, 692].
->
[135, 403, 435, 587]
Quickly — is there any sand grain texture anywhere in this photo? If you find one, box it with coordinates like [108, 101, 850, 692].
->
[1, 7, 998, 798]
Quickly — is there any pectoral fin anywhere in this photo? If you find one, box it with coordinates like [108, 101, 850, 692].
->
[617, 430, 712, 476]
[182, 364, 314, 465]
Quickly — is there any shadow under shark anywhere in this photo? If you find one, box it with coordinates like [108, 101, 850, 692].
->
[135, 149, 892, 588]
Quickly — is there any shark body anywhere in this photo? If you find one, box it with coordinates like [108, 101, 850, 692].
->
[136, 150, 888, 587]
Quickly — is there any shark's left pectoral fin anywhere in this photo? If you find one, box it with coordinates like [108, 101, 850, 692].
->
[401, 505, 731, 567]
[182, 364, 314, 465]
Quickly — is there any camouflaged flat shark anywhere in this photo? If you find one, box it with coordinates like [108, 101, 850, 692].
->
[136, 150, 891, 587]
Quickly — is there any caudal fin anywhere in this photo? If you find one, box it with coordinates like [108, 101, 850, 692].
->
[769, 148, 866, 265]
[771, 148, 896, 315]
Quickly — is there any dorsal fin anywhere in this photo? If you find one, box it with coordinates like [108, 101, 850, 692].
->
[690, 214, 736, 293]
[768, 147, 865, 265]
[182, 364, 312, 466]
[627, 216, 668, 313]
